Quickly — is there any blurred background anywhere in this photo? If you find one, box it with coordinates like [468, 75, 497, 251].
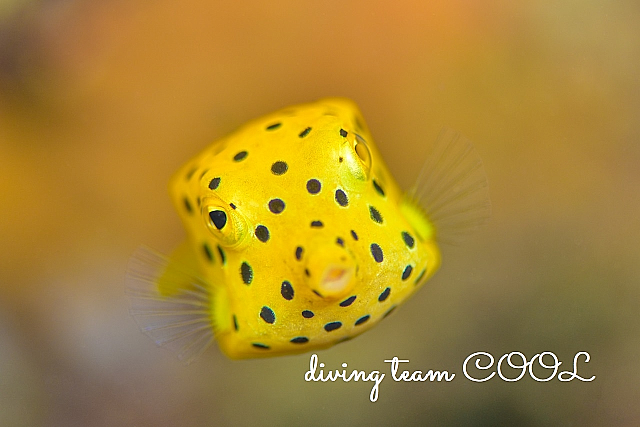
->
[1, 0, 639, 425]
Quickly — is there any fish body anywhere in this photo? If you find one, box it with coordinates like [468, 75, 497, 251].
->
[127, 98, 490, 361]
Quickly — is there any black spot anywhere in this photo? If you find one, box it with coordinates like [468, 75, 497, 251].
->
[335, 189, 348, 207]
[252, 343, 270, 349]
[372, 179, 385, 197]
[186, 167, 197, 180]
[336, 237, 344, 247]
[271, 161, 288, 175]
[302, 310, 314, 318]
[306, 179, 321, 194]
[209, 210, 227, 229]
[217, 245, 226, 265]
[339, 157, 344, 163]
[370, 243, 384, 262]
[369, 206, 383, 224]
[295, 246, 303, 260]
[298, 127, 312, 138]
[240, 262, 253, 285]
[414, 269, 427, 285]
[183, 197, 193, 214]
[350, 230, 358, 240]
[208, 177, 221, 190]
[378, 287, 391, 302]
[310, 220, 323, 228]
[268, 198, 285, 214]
[383, 306, 397, 318]
[402, 265, 413, 280]
[305, 269, 312, 277]
[339, 128, 348, 137]
[339, 296, 356, 307]
[402, 231, 415, 249]
[233, 315, 238, 331]
[266, 122, 281, 130]
[229, 203, 237, 210]
[290, 337, 309, 344]
[324, 321, 342, 332]
[281, 281, 294, 300]
[260, 306, 275, 324]
[255, 225, 270, 242]
[233, 151, 248, 161]
[202, 243, 213, 262]
[355, 315, 370, 326]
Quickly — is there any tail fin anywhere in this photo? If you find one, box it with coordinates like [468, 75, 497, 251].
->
[126, 246, 214, 364]
[408, 128, 491, 244]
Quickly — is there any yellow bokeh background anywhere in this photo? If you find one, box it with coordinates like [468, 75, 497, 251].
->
[1, 1, 638, 425]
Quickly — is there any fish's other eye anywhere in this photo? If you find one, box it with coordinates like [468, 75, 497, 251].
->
[202, 199, 249, 248]
[343, 130, 372, 181]
[354, 134, 372, 169]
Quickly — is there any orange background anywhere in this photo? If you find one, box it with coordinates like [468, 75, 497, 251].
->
[1, 1, 638, 425]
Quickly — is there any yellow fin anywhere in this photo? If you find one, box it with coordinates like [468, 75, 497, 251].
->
[407, 128, 491, 244]
[126, 246, 214, 363]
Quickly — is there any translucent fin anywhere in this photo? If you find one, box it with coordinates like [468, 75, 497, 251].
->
[408, 128, 491, 244]
[125, 246, 215, 364]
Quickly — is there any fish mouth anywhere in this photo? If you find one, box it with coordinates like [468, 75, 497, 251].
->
[306, 244, 357, 300]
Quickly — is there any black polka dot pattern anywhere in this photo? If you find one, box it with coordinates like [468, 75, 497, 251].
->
[335, 189, 348, 207]
[355, 315, 370, 326]
[378, 287, 391, 302]
[372, 179, 385, 197]
[351, 230, 358, 240]
[339, 296, 356, 307]
[266, 122, 281, 130]
[271, 161, 288, 175]
[306, 179, 321, 194]
[209, 177, 221, 190]
[252, 343, 270, 349]
[402, 265, 413, 280]
[324, 321, 342, 332]
[369, 206, 383, 223]
[339, 128, 348, 137]
[290, 337, 309, 344]
[217, 245, 226, 265]
[298, 127, 312, 138]
[310, 220, 323, 228]
[402, 231, 415, 249]
[202, 243, 213, 262]
[234, 151, 248, 161]
[268, 198, 285, 214]
[302, 310, 314, 318]
[255, 225, 270, 242]
[233, 315, 238, 331]
[260, 306, 275, 324]
[295, 246, 303, 260]
[183, 197, 193, 214]
[281, 281, 294, 300]
[240, 262, 253, 285]
[336, 237, 344, 247]
[370, 243, 384, 262]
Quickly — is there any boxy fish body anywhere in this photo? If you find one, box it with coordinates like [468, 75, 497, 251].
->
[127, 98, 490, 361]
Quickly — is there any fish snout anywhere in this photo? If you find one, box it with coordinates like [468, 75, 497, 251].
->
[305, 244, 357, 300]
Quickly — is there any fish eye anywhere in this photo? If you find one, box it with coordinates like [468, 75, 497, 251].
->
[202, 199, 249, 248]
[343, 131, 372, 181]
[209, 210, 227, 229]
[354, 134, 372, 168]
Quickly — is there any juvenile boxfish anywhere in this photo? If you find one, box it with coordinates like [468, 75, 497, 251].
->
[126, 98, 491, 361]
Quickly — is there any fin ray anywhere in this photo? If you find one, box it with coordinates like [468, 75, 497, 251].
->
[126, 246, 214, 364]
[409, 128, 491, 244]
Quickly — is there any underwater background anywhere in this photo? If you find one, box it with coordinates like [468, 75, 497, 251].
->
[1, 0, 638, 426]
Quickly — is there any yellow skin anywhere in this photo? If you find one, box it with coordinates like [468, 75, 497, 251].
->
[166, 98, 440, 359]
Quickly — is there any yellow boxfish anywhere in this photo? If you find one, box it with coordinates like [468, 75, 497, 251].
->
[127, 98, 490, 361]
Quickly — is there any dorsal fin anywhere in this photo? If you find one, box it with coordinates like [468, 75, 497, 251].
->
[126, 246, 214, 364]
[407, 128, 491, 244]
